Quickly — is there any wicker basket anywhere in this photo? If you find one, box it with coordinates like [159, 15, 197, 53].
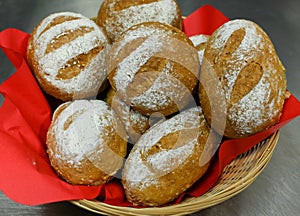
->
[70, 131, 279, 216]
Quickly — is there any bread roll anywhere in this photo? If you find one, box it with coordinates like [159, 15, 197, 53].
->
[199, 19, 288, 138]
[108, 22, 200, 117]
[105, 88, 150, 144]
[122, 107, 219, 206]
[46, 100, 127, 185]
[97, 0, 182, 41]
[27, 12, 110, 101]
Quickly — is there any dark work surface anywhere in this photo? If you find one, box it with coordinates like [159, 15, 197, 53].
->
[0, 0, 300, 215]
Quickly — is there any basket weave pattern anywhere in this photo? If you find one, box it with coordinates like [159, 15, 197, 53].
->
[70, 131, 279, 216]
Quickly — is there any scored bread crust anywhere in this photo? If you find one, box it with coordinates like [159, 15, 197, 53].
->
[96, 0, 182, 41]
[122, 107, 219, 206]
[199, 19, 288, 138]
[46, 100, 127, 185]
[107, 22, 200, 117]
[27, 12, 110, 101]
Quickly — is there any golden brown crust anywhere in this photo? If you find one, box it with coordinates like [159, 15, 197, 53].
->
[27, 12, 110, 101]
[46, 100, 127, 185]
[105, 88, 150, 144]
[122, 107, 219, 206]
[107, 22, 199, 117]
[199, 19, 287, 138]
[97, 0, 182, 41]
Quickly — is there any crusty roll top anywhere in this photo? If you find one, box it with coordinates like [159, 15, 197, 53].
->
[27, 12, 110, 101]
[108, 22, 200, 116]
[122, 107, 218, 206]
[47, 100, 127, 185]
[200, 19, 287, 138]
[97, 0, 182, 41]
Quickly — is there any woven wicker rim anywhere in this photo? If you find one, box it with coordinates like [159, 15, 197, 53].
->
[70, 131, 280, 216]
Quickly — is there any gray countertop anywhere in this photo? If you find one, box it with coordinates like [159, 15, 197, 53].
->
[0, 0, 299, 215]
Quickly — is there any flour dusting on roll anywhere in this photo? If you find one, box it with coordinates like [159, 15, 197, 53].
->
[122, 107, 219, 206]
[27, 12, 110, 101]
[46, 100, 127, 185]
[199, 19, 288, 138]
[97, 0, 182, 41]
[108, 22, 200, 117]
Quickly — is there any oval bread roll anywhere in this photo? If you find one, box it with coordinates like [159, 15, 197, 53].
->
[199, 19, 288, 138]
[122, 107, 219, 206]
[46, 100, 127, 185]
[108, 22, 200, 117]
[27, 12, 110, 101]
[97, 0, 182, 41]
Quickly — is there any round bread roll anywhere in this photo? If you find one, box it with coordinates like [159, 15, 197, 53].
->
[27, 12, 110, 101]
[199, 19, 288, 138]
[189, 34, 210, 66]
[96, 0, 182, 41]
[122, 107, 219, 206]
[108, 22, 200, 117]
[105, 88, 150, 144]
[46, 100, 127, 185]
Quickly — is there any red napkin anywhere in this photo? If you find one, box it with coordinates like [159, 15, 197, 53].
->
[0, 5, 300, 207]
[0, 28, 102, 205]
[183, 5, 229, 36]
